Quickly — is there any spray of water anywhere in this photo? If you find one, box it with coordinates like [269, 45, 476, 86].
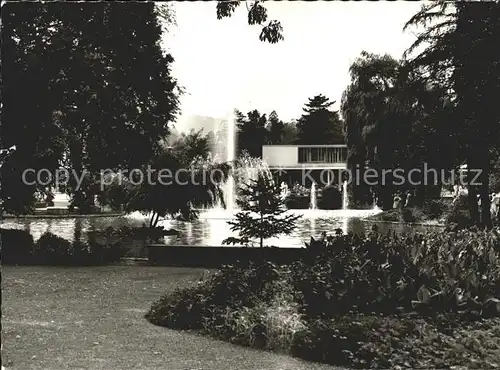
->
[342, 180, 349, 210]
[309, 182, 317, 210]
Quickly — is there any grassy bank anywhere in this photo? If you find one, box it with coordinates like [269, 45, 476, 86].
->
[146, 228, 500, 368]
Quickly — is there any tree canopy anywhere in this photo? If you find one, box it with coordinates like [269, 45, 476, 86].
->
[1, 2, 180, 214]
[296, 94, 344, 145]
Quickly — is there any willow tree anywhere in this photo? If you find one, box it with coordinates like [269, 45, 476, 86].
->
[341, 52, 456, 209]
[102, 146, 231, 227]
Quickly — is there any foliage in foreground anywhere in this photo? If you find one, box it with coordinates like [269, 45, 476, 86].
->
[147, 228, 500, 368]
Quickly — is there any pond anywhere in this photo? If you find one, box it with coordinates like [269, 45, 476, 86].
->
[0, 209, 444, 248]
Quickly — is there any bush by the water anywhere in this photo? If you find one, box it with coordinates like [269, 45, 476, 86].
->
[1, 228, 34, 264]
[146, 228, 500, 368]
[372, 201, 446, 223]
[1, 229, 127, 265]
[445, 194, 473, 230]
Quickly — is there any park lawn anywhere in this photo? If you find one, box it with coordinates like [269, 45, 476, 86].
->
[1, 265, 338, 370]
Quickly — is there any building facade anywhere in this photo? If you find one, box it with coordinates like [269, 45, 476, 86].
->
[262, 144, 348, 189]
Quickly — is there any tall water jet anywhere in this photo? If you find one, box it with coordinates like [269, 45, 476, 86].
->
[309, 182, 317, 210]
[280, 182, 289, 202]
[342, 180, 349, 210]
[225, 116, 235, 212]
[212, 117, 236, 212]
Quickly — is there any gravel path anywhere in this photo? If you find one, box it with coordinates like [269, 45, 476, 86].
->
[2, 265, 338, 370]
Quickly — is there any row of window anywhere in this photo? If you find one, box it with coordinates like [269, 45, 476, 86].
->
[298, 147, 347, 163]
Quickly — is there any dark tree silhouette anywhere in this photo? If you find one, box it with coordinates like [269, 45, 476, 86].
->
[296, 95, 344, 145]
[266, 111, 285, 145]
[341, 52, 456, 209]
[235, 109, 268, 157]
[1, 2, 180, 214]
[405, 1, 500, 227]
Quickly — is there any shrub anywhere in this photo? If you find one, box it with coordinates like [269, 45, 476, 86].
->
[0, 228, 34, 264]
[146, 261, 282, 329]
[319, 186, 342, 209]
[87, 225, 176, 258]
[291, 314, 500, 369]
[30, 232, 127, 265]
[401, 208, 416, 222]
[33, 232, 72, 265]
[146, 228, 500, 369]
[292, 229, 500, 319]
[285, 194, 310, 209]
[378, 209, 400, 222]
[422, 199, 447, 220]
[445, 194, 472, 230]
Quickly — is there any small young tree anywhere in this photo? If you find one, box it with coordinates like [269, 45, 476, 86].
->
[223, 172, 301, 248]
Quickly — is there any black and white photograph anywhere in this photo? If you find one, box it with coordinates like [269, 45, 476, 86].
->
[1, 1, 500, 369]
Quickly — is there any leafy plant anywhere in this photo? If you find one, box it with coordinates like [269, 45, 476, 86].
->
[293, 229, 500, 319]
[33, 232, 72, 265]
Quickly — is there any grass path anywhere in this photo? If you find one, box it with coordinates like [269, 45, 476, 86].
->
[2, 265, 338, 370]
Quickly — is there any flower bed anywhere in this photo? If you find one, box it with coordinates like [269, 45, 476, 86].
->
[146, 228, 500, 368]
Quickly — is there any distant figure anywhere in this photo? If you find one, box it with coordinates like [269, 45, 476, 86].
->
[453, 184, 459, 198]
[393, 193, 402, 209]
[492, 192, 500, 220]
[404, 192, 412, 207]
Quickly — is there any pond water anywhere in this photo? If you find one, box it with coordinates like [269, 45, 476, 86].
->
[0, 209, 444, 248]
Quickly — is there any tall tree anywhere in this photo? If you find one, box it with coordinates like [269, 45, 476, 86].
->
[174, 129, 211, 163]
[266, 111, 285, 144]
[296, 94, 344, 145]
[1, 2, 180, 214]
[235, 109, 268, 157]
[341, 52, 456, 208]
[405, 1, 500, 227]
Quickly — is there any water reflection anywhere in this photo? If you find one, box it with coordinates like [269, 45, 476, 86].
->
[1, 212, 443, 247]
[0, 216, 143, 242]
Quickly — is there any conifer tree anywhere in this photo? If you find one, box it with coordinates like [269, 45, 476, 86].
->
[223, 172, 301, 248]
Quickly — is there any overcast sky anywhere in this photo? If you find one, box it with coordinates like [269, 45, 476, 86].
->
[161, 1, 424, 127]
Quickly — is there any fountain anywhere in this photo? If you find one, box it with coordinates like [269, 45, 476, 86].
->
[210, 114, 271, 214]
[309, 182, 317, 210]
[138, 114, 384, 244]
[280, 182, 289, 202]
[342, 180, 348, 210]
[372, 194, 381, 211]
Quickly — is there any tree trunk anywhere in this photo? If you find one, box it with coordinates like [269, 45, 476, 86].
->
[468, 140, 492, 228]
[467, 157, 480, 227]
[479, 145, 492, 228]
[260, 212, 264, 248]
